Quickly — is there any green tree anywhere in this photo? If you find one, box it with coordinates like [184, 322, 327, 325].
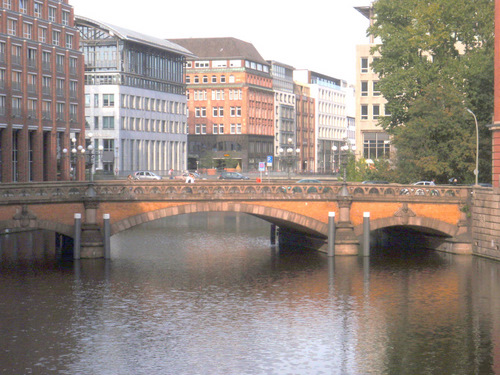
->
[368, 0, 494, 182]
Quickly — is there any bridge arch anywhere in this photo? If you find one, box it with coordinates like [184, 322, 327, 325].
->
[353, 216, 459, 238]
[110, 202, 329, 238]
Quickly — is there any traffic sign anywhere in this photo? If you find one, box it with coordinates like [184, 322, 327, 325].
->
[266, 155, 273, 166]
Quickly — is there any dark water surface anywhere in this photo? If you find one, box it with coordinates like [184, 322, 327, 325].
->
[1, 212, 500, 375]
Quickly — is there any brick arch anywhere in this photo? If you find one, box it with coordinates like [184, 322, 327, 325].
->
[0, 219, 74, 238]
[110, 202, 329, 237]
[353, 216, 459, 238]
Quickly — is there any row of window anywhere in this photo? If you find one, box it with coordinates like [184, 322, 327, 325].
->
[187, 74, 234, 84]
[194, 106, 242, 118]
[86, 115, 187, 134]
[85, 93, 186, 115]
[360, 104, 389, 120]
[189, 89, 243, 101]
[360, 81, 380, 97]
[0, 68, 78, 97]
[3, 0, 71, 25]
[360, 57, 378, 74]
[0, 42, 78, 73]
[0, 95, 78, 120]
[187, 59, 269, 73]
[3, 17, 75, 49]
[194, 123, 242, 135]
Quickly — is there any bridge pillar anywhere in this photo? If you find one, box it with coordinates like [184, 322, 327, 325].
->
[80, 189, 104, 258]
[335, 195, 360, 255]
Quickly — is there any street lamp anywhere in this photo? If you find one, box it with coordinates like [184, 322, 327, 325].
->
[332, 145, 338, 175]
[466, 108, 479, 186]
[86, 132, 104, 182]
[62, 137, 85, 180]
[340, 142, 356, 182]
[279, 137, 300, 179]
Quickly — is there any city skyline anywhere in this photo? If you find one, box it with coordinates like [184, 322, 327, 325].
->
[70, 0, 373, 84]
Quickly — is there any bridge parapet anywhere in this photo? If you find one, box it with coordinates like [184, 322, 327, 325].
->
[0, 181, 471, 204]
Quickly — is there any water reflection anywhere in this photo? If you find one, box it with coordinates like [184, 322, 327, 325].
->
[0, 213, 499, 374]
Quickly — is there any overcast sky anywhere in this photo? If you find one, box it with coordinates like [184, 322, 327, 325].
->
[70, 0, 373, 83]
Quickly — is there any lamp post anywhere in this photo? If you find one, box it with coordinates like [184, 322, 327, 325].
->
[332, 144, 338, 175]
[339, 142, 356, 182]
[466, 108, 479, 186]
[279, 137, 300, 179]
[86, 132, 104, 182]
[62, 137, 85, 180]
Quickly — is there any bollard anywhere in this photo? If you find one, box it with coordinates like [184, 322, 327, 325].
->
[74, 213, 81, 260]
[103, 214, 111, 259]
[363, 212, 370, 257]
[270, 224, 276, 245]
[328, 212, 336, 257]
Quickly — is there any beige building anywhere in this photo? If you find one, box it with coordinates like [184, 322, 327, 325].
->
[354, 5, 391, 162]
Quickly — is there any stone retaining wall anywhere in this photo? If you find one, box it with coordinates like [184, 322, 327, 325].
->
[472, 188, 500, 260]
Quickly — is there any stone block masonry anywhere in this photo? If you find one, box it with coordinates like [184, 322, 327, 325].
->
[472, 189, 500, 260]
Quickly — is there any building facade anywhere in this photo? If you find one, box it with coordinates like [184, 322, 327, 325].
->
[268, 60, 298, 172]
[0, 0, 84, 182]
[294, 82, 315, 172]
[171, 37, 274, 172]
[293, 69, 352, 174]
[354, 5, 391, 164]
[75, 16, 193, 177]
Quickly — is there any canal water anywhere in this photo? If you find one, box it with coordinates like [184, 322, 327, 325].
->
[1, 212, 500, 375]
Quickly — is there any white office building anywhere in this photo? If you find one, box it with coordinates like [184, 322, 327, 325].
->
[75, 16, 194, 177]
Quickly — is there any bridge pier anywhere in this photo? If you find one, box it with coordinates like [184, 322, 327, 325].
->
[80, 197, 104, 259]
[334, 195, 360, 256]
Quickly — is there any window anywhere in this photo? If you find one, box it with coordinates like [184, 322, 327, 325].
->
[7, 19, 17, 36]
[38, 27, 47, 43]
[361, 81, 368, 96]
[11, 97, 21, 117]
[194, 76, 199, 84]
[203, 75, 208, 83]
[361, 58, 369, 74]
[27, 74, 36, 93]
[211, 75, 217, 83]
[0, 95, 6, 115]
[363, 132, 390, 160]
[42, 76, 51, 95]
[19, 0, 27, 13]
[23, 23, 32, 39]
[56, 78, 64, 96]
[85, 94, 91, 107]
[361, 105, 368, 120]
[42, 101, 51, 119]
[69, 104, 77, 121]
[103, 116, 114, 129]
[52, 30, 60, 46]
[42, 51, 51, 69]
[3, 0, 11, 9]
[66, 34, 73, 49]
[94, 94, 99, 107]
[62, 11, 70, 26]
[11, 71, 21, 91]
[103, 94, 115, 107]
[220, 75, 226, 83]
[373, 105, 380, 119]
[27, 99, 37, 118]
[373, 81, 380, 96]
[56, 103, 65, 120]
[34, 2, 42, 18]
[48, 7, 56, 22]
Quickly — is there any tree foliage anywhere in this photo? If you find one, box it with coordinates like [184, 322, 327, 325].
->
[368, 0, 494, 183]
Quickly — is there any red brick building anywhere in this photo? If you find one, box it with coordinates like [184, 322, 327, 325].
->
[0, 0, 84, 182]
[294, 82, 316, 173]
[171, 37, 274, 172]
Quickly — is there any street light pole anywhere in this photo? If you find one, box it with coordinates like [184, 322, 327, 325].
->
[466, 108, 479, 186]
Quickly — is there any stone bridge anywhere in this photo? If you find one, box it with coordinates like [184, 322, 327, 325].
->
[0, 181, 473, 258]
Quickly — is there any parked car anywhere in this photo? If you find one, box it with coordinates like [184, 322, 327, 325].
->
[296, 179, 322, 184]
[362, 180, 389, 184]
[174, 172, 201, 180]
[413, 181, 434, 186]
[134, 171, 162, 180]
[218, 171, 249, 180]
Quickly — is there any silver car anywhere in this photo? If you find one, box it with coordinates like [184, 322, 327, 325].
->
[134, 171, 162, 180]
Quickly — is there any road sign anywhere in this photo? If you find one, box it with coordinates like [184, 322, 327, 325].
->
[266, 155, 273, 166]
[259, 162, 266, 172]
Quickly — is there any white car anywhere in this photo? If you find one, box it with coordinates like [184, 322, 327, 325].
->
[413, 181, 434, 186]
[134, 171, 162, 180]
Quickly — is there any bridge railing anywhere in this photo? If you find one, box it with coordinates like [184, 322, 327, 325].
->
[0, 181, 472, 205]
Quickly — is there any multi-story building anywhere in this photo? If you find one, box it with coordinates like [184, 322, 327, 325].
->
[75, 16, 193, 176]
[293, 70, 352, 173]
[354, 5, 391, 163]
[294, 82, 315, 172]
[171, 37, 274, 172]
[0, 0, 84, 182]
[268, 60, 298, 171]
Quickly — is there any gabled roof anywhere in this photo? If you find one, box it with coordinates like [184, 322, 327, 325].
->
[169, 37, 268, 64]
[75, 16, 196, 58]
